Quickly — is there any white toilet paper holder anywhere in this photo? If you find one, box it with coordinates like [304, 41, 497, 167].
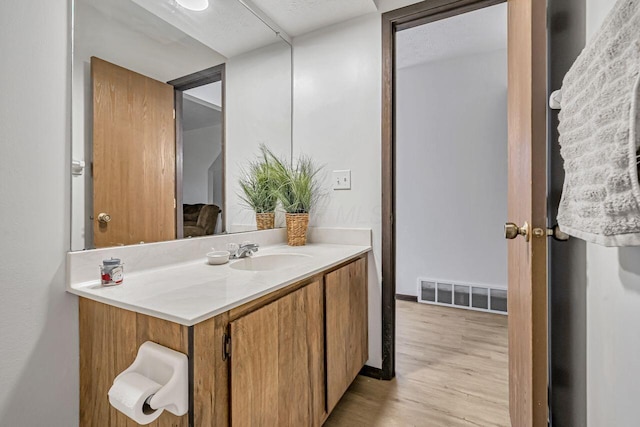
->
[113, 341, 189, 417]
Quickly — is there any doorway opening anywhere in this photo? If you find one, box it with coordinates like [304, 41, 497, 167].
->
[169, 65, 226, 238]
[380, 0, 549, 424]
[377, 0, 511, 425]
[394, 3, 508, 315]
[395, 3, 509, 424]
[381, 0, 507, 378]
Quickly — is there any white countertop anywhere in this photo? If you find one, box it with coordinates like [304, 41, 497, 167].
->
[68, 243, 371, 326]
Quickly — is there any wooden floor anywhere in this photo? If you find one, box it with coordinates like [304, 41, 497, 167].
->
[325, 301, 509, 427]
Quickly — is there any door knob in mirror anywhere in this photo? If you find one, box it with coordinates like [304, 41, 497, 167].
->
[98, 213, 112, 224]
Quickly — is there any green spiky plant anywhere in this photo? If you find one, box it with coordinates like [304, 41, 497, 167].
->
[267, 149, 323, 214]
[237, 146, 278, 214]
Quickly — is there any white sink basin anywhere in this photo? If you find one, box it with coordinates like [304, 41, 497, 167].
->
[230, 253, 312, 272]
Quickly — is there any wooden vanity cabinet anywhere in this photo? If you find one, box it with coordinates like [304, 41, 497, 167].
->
[221, 256, 368, 425]
[229, 279, 325, 427]
[79, 298, 190, 427]
[325, 257, 368, 413]
[193, 312, 230, 427]
[79, 254, 368, 427]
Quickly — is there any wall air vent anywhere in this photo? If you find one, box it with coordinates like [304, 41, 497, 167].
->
[417, 278, 507, 315]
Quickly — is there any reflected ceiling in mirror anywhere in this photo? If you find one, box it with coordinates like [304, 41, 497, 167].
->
[129, 0, 279, 56]
[71, 0, 292, 251]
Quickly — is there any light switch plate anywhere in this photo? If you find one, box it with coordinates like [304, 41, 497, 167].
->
[333, 170, 351, 190]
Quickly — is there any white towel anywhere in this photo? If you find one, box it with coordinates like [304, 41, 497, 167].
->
[557, 0, 640, 246]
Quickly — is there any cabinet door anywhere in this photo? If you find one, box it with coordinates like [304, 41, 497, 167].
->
[193, 312, 229, 427]
[325, 257, 368, 413]
[230, 280, 324, 427]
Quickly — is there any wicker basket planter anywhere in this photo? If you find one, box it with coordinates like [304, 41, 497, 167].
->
[255, 212, 275, 230]
[285, 213, 309, 246]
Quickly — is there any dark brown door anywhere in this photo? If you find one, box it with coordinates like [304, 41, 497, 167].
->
[92, 57, 176, 247]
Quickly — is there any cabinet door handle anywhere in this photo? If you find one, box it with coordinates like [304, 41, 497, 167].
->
[222, 333, 231, 361]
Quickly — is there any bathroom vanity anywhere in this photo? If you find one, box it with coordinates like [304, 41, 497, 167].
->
[67, 0, 374, 424]
[70, 235, 370, 426]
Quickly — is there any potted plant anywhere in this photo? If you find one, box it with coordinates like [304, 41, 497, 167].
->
[269, 150, 323, 246]
[238, 147, 278, 230]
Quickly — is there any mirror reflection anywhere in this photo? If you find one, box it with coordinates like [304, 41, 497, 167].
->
[181, 82, 224, 237]
[71, 0, 292, 250]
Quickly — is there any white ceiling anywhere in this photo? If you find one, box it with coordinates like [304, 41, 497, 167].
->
[375, 0, 423, 14]
[81, 0, 398, 61]
[124, 0, 380, 57]
[82, 0, 201, 47]
[250, 0, 377, 36]
[131, 0, 281, 57]
[77, 0, 226, 82]
[82, 0, 502, 70]
[396, 3, 507, 70]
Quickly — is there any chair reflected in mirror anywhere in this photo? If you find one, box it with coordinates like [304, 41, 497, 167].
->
[183, 204, 220, 237]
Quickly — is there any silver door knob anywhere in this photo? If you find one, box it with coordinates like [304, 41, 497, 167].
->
[97, 213, 112, 224]
[505, 221, 530, 242]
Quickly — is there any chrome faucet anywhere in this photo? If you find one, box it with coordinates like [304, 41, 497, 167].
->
[230, 242, 259, 259]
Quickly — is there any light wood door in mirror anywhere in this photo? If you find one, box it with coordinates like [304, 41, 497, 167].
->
[506, 0, 548, 425]
[92, 57, 176, 247]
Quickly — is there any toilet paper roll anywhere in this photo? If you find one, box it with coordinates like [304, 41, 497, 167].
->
[108, 372, 164, 425]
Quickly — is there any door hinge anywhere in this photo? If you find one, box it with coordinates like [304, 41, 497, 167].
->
[173, 109, 176, 120]
[174, 198, 177, 209]
[222, 333, 231, 361]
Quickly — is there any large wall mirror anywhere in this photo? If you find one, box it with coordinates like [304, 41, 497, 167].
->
[71, 0, 292, 250]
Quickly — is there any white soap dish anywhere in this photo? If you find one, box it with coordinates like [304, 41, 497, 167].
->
[206, 251, 230, 265]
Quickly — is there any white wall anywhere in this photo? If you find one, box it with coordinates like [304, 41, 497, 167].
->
[0, 1, 78, 426]
[585, 2, 640, 426]
[182, 125, 223, 206]
[395, 50, 508, 296]
[290, 2, 501, 367]
[293, 14, 383, 368]
[226, 41, 292, 232]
